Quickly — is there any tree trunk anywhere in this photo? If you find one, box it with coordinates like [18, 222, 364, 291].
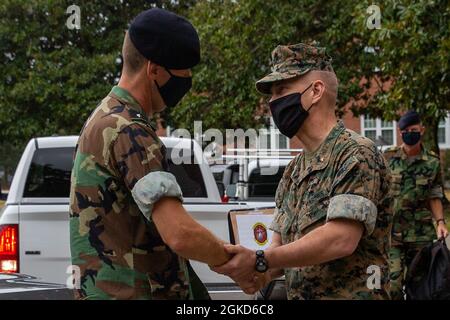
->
[423, 116, 449, 207]
[422, 116, 439, 154]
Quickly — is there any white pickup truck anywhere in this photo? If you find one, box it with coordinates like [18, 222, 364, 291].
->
[0, 136, 275, 299]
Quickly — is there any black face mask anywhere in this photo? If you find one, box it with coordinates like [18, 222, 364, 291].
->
[269, 83, 313, 138]
[155, 68, 192, 108]
[402, 131, 421, 146]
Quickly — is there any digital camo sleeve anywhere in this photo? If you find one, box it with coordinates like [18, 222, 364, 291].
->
[327, 146, 381, 236]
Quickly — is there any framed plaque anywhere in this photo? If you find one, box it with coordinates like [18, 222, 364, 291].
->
[228, 207, 275, 250]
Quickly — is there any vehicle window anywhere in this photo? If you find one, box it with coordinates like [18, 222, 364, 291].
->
[23, 147, 75, 198]
[23, 146, 208, 199]
[166, 148, 207, 198]
[230, 165, 239, 184]
[247, 166, 286, 198]
[212, 171, 224, 183]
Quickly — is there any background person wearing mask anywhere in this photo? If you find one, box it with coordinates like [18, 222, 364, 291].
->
[212, 43, 393, 300]
[69, 8, 230, 300]
[384, 110, 449, 300]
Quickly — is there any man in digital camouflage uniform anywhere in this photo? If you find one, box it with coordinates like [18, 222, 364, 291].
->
[213, 43, 393, 300]
[69, 8, 230, 300]
[384, 110, 449, 300]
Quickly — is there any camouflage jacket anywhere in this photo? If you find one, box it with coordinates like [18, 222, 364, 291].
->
[69, 86, 208, 300]
[383, 145, 443, 244]
[270, 121, 393, 300]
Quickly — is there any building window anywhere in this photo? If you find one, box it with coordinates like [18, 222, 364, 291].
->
[438, 114, 450, 149]
[361, 116, 396, 146]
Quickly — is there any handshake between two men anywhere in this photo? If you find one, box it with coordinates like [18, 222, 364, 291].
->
[150, 197, 284, 297]
[210, 244, 274, 295]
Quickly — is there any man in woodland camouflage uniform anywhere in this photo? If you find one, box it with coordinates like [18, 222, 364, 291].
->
[69, 8, 230, 300]
[212, 43, 393, 300]
[384, 110, 449, 300]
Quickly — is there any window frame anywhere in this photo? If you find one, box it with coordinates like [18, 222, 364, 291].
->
[438, 115, 450, 150]
[360, 116, 397, 146]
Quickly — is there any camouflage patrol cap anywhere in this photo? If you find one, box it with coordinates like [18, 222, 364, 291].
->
[255, 43, 334, 95]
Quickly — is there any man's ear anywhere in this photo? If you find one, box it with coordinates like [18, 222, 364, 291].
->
[311, 80, 325, 104]
[421, 125, 426, 135]
[146, 61, 159, 79]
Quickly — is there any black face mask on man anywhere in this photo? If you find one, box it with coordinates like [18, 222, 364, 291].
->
[269, 83, 314, 138]
[155, 68, 192, 108]
[402, 131, 421, 146]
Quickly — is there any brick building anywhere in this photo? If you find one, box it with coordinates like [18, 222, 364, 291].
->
[287, 110, 450, 151]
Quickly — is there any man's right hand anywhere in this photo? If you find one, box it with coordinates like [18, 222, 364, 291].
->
[437, 221, 449, 239]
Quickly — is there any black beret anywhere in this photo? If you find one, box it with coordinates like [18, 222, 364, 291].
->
[398, 110, 421, 130]
[129, 8, 200, 70]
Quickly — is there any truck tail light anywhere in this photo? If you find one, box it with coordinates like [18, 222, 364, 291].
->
[0, 224, 19, 273]
[221, 195, 229, 203]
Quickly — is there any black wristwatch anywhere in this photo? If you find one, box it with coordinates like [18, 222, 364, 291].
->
[436, 218, 446, 226]
[255, 250, 268, 273]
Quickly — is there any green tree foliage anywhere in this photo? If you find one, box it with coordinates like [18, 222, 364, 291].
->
[0, 142, 22, 188]
[1, 0, 449, 173]
[0, 0, 191, 184]
[175, 0, 372, 132]
[349, 0, 450, 153]
[0, 0, 195, 143]
[175, 0, 449, 153]
[0, 0, 155, 145]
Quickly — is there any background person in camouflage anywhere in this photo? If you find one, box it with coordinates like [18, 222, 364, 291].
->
[69, 8, 230, 300]
[212, 43, 393, 299]
[383, 110, 449, 300]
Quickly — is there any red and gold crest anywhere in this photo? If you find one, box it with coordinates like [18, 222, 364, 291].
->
[253, 222, 268, 246]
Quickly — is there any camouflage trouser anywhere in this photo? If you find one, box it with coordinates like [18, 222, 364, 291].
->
[388, 242, 431, 300]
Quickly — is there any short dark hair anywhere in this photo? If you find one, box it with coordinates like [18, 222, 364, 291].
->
[121, 32, 146, 74]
